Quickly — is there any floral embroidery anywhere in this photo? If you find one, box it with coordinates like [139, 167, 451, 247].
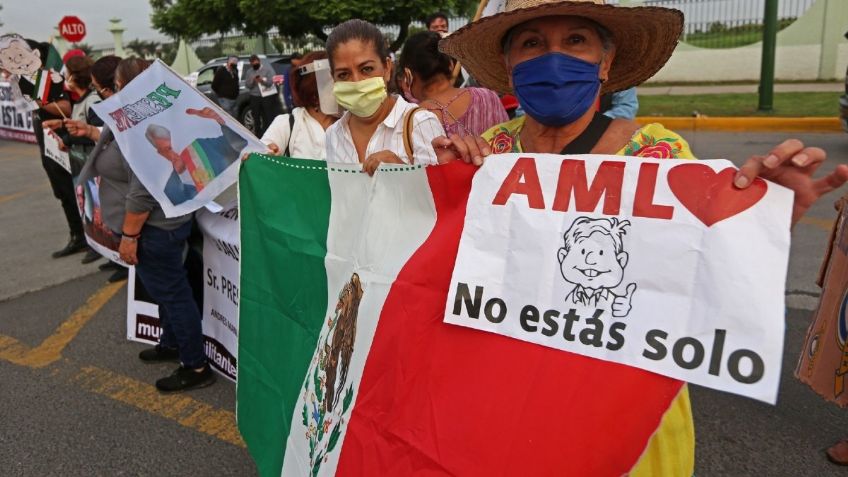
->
[624, 133, 682, 159]
[491, 130, 516, 154]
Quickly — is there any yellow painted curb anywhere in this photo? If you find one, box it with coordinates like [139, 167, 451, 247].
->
[636, 116, 843, 132]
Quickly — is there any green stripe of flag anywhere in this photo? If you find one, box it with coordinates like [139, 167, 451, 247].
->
[238, 154, 333, 477]
[190, 141, 215, 177]
[44, 44, 63, 72]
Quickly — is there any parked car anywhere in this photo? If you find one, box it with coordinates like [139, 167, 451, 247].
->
[193, 54, 293, 135]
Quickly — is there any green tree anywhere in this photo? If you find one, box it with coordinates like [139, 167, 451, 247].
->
[71, 43, 93, 56]
[150, 0, 476, 51]
[195, 40, 225, 62]
[126, 38, 162, 57]
[150, 0, 262, 41]
[158, 41, 179, 64]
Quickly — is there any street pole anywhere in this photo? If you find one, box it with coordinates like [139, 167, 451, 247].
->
[758, 0, 778, 111]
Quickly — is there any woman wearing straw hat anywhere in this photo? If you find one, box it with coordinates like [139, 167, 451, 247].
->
[437, 0, 848, 475]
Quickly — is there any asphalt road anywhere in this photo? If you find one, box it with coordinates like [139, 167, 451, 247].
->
[1, 130, 848, 476]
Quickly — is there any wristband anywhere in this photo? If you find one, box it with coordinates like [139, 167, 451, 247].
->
[122, 231, 141, 239]
[122, 235, 138, 243]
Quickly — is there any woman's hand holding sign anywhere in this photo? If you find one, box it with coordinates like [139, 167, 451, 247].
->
[432, 134, 492, 166]
[42, 119, 63, 130]
[735, 139, 848, 226]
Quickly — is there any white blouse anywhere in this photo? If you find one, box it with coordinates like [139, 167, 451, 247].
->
[325, 96, 445, 165]
[260, 107, 328, 160]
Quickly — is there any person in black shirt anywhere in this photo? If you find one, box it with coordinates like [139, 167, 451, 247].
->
[18, 40, 83, 258]
[211, 56, 239, 118]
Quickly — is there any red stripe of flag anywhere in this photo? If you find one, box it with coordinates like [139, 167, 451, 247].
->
[180, 147, 199, 176]
[336, 161, 683, 476]
[35, 70, 52, 102]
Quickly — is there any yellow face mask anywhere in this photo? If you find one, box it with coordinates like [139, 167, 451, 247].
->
[332, 76, 387, 118]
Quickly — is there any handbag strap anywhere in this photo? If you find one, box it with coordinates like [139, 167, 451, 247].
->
[283, 113, 295, 157]
[402, 106, 422, 164]
[559, 112, 613, 155]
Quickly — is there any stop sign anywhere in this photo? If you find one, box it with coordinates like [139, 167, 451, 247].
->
[59, 16, 86, 43]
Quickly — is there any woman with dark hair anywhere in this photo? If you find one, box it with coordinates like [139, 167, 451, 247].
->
[61, 55, 124, 271]
[74, 57, 215, 393]
[261, 51, 337, 160]
[398, 31, 507, 138]
[62, 55, 120, 146]
[90, 55, 121, 99]
[324, 19, 446, 174]
[44, 55, 101, 171]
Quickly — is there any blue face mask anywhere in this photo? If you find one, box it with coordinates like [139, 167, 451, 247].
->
[511, 52, 602, 127]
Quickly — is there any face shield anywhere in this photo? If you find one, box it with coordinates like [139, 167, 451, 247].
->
[300, 59, 339, 116]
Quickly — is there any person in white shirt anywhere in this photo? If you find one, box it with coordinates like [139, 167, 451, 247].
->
[261, 51, 338, 160]
[324, 19, 446, 175]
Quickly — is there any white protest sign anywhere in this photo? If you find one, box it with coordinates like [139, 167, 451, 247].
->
[196, 202, 240, 380]
[91, 60, 265, 218]
[43, 128, 70, 172]
[445, 154, 793, 403]
[0, 81, 36, 143]
[258, 81, 276, 98]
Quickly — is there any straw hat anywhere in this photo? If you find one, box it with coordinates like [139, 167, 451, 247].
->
[439, 0, 683, 94]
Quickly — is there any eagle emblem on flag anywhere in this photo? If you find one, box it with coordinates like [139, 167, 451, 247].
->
[301, 273, 363, 474]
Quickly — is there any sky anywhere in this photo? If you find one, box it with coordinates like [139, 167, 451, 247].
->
[3, 1, 166, 46]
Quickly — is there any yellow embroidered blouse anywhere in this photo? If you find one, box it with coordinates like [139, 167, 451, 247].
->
[482, 116, 696, 477]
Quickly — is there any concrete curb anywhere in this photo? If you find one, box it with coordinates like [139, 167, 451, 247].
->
[636, 116, 843, 132]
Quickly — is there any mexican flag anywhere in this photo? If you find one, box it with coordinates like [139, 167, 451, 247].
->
[32, 43, 63, 103]
[237, 155, 683, 477]
[32, 68, 53, 103]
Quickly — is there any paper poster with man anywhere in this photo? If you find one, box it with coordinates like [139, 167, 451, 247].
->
[76, 177, 127, 266]
[91, 60, 264, 217]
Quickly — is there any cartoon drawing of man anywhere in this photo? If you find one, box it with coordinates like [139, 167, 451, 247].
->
[0, 34, 41, 77]
[0, 35, 60, 112]
[145, 107, 247, 205]
[557, 217, 636, 318]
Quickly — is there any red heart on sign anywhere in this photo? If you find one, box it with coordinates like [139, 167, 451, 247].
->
[667, 163, 767, 226]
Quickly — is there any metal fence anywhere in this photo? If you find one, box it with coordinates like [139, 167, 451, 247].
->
[615, 0, 817, 48]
